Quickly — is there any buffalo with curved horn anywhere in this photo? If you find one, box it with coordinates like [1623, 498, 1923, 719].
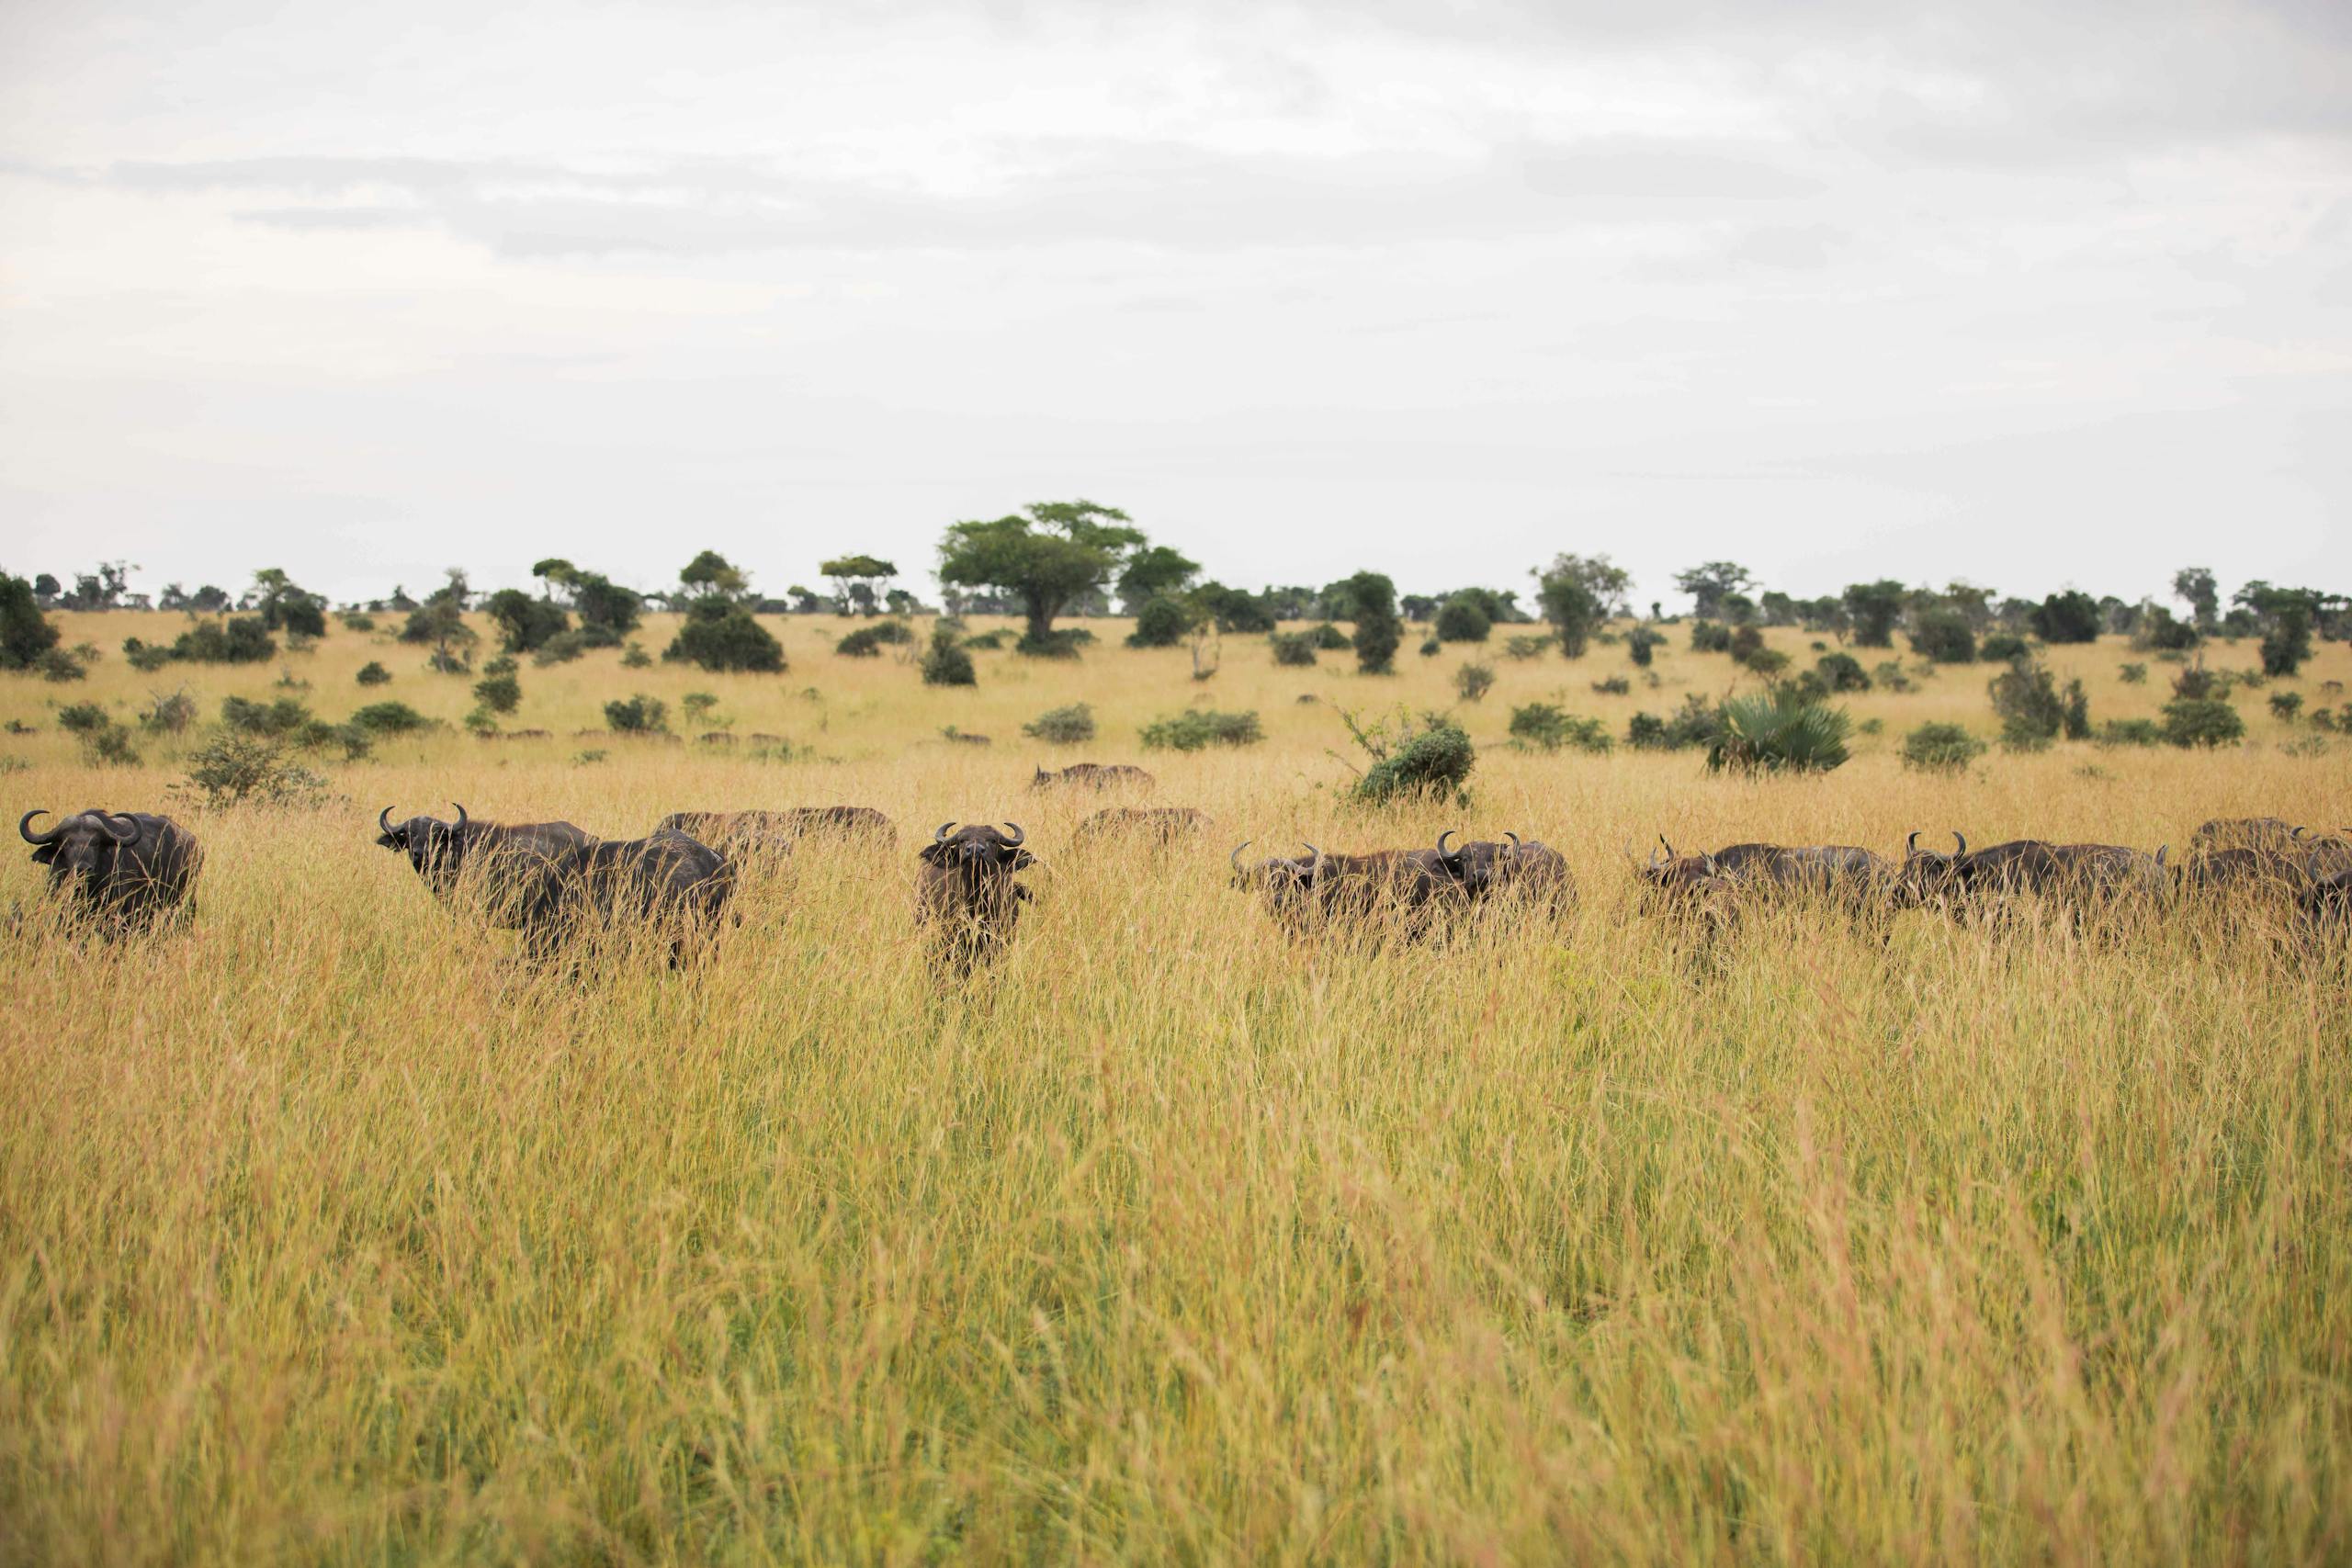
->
[20, 807, 201, 931]
[1433, 829, 1577, 916]
[917, 821, 1040, 969]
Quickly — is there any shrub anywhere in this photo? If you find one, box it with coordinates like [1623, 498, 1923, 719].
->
[1269, 632, 1317, 667]
[483, 589, 570, 653]
[1873, 660, 1914, 694]
[57, 702, 110, 735]
[2171, 664, 2219, 700]
[2029, 591, 2102, 644]
[426, 647, 471, 675]
[1900, 721, 1985, 773]
[1418, 637, 1441, 658]
[2134, 608, 2199, 652]
[1704, 690, 1850, 774]
[1690, 620, 1733, 654]
[82, 725, 142, 767]
[348, 701, 434, 736]
[1308, 623, 1352, 651]
[1454, 662, 1496, 702]
[1434, 595, 1492, 643]
[621, 642, 653, 670]
[174, 730, 330, 808]
[1590, 673, 1630, 695]
[472, 671, 521, 715]
[1343, 712, 1475, 806]
[605, 694, 669, 733]
[1509, 703, 1611, 753]
[1503, 634, 1555, 661]
[963, 629, 1007, 651]
[122, 638, 175, 672]
[1742, 648, 1792, 679]
[922, 624, 978, 686]
[533, 630, 589, 666]
[1815, 652, 1871, 692]
[1728, 625, 1766, 665]
[297, 720, 373, 760]
[356, 660, 391, 686]
[0, 573, 62, 671]
[836, 626, 889, 658]
[37, 647, 88, 682]
[1626, 694, 1724, 750]
[139, 687, 198, 734]
[1023, 703, 1097, 743]
[2097, 718, 2162, 747]
[1987, 660, 2066, 750]
[1908, 609, 1976, 664]
[2162, 697, 2245, 749]
[665, 600, 785, 673]
[2062, 678, 2092, 740]
[1127, 595, 1200, 649]
[1626, 712, 1668, 749]
[2261, 605, 2313, 677]
[1625, 626, 1665, 667]
[339, 612, 376, 633]
[220, 694, 312, 737]
[1139, 708, 1262, 750]
[2270, 691, 2304, 720]
[1979, 633, 2030, 664]
[2118, 661, 2147, 684]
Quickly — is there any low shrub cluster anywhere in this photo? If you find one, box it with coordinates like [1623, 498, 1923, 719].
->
[1023, 704, 1096, 743]
[1508, 703, 1611, 753]
[1140, 708, 1261, 751]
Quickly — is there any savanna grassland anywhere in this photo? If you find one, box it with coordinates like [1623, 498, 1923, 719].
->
[3, 609, 2350, 1564]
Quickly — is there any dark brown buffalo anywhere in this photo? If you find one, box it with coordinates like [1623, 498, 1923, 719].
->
[656, 807, 896, 853]
[1900, 831, 2170, 914]
[1233, 839, 1455, 935]
[1074, 807, 1210, 844]
[2179, 847, 2301, 896]
[1031, 763, 1155, 790]
[2191, 817, 2302, 852]
[1634, 838, 1738, 921]
[1433, 830, 1577, 915]
[19, 809, 202, 931]
[377, 804, 731, 962]
[917, 821, 1038, 967]
[2301, 866, 2352, 933]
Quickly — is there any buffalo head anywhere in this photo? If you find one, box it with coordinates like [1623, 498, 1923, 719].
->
[20, 808, 138, 889]
[377, 802, 472, 890]
[921, 821, 1036, 874]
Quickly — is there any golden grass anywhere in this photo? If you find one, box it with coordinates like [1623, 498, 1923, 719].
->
[3, 611, 2349, 1562]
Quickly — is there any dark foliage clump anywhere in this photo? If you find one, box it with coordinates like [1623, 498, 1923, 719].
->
[1340, 709, 1475, 807]
[922, 624, 978, 686]
[1140, 708, 1262, 750]
[665, 600, 785, 673]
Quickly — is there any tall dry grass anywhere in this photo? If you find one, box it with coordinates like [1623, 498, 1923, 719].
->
[2, 610, 2348, 1562]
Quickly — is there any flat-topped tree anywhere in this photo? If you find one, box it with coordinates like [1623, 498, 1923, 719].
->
[1673, 561, 1753, 620]
[1115, 545, 1200, 616]
[937, 500, 1147, 656]
[1533, 553, 1631, 660]
[531, 558, 577, 603]
[678, 549, 750, 604]
[820, 555, 899, 616]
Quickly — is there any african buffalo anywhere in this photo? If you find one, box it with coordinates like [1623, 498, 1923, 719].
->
[376, 804, 729, 962]
[1900, 831, 2169, 920]
[19, 809, 202, 931]
[2191, 817, 2302, 852]
[1433, 830, 1577, 915]
[1031, 763, 1155, 791]
[1232, 839, 1456, 935]
[918, 821, 1038, 968]
[656, 807, 896, 853]
[1074, 807, 1211, 844]
[1634, 839, 1739, 923]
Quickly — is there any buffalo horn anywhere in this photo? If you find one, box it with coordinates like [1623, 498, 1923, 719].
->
[101, 812, 140, 844]
[1646, 843, 1667, 871]
[379, 806, 397, 836]
[2294, 825, 2310, 841]
[933, 821, 955, 844]
[1437, 829, 1459, 861]
[18, 809, 61, 846]
[451, 802, 469, 831]
[1906, 830, 1921, 854]
[2155, 844, 2167, 867]
[1230, 840, 1252, 874]
[1657, 833, 1675, 857]
[1952, 831, 1966, 857]
[1000, 822, 1024, 847]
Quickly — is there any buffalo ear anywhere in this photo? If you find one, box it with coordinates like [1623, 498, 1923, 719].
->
[918, 842, 951, 865]
[29, 845, 56, 865]
[374, 832, 401, 850]
[1010, 849, 1039, 871]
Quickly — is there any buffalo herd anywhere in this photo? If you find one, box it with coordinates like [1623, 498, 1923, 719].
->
[16, 792, 2352, 964]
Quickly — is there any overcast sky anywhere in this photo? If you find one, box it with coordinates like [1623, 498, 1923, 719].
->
[3, 0, 2346, 610]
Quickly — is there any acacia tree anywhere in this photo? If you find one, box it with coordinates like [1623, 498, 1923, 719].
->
[2173, 567, 2220, 633]
[532, 558, 577, 603]
[936, 500, 1147, 655]
[820, 555, 899, 616]
[1533, 553, 1632, 660]
[678, 549, 750, 603]
[1114, 545, 1201, 615]
[1842, 580, 1907, 648]
[1673, 561, 1753, 620]
[251, 568, 326, 637]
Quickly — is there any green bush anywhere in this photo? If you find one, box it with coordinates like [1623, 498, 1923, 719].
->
[2096, 718, 2162, 747]
[1625, 694, 1724, 751]
[348, 701, 433, 736]
[1269, 632, 1317, 667]
[1502, 634, 1555, 661]
[922, 625, 978, 686]
[1704, 690, 1849, 774]
[2119, 662, 2147, 684]
[1908, 609, 1976, 664]
[37, 649, 88, 682]
[356, 660, 391, 686]
[1139, 708, 1262, 751]
[483, 589, 571, 653]
[1434, 595, 1492, 643]
[1988, 660, 2066, 749]
[1590, 673, 1630, 695]
[1344, 712, 1475, 806]
[167, 618, 276, 665]
[1900, 722, 1985, 773]
[605, 694, 670, 734]
[664, 600, 785, 673]
[82, 725, 142, 767]
[963, 629, 1008, 651]
[1742, 648, 1791, 678]
[836, 626, 889, 658]
[1308, 623, 1351, 651]
[2270, 691, 2304, 720]
[1625, 626, 1664, 667]
[532, 630, 590, 666]
[1979, 634, 2030, 664]
[1023, 703, 1097, 743]
[1815, 652, 1871, 692]
[220, 694, 311, 737]
[0, 574, 62, 671]
[2261, 605, 2312, 677]
[1127, 595, 1201, 649]
[173, 731, 329, 808]
[2162, 697, 2244, 749]
[1509, 703, 1611, 753]
[139, 687, 198, 735]
[473, 671, 521, 715]
[57, 702, 110, 735]
[1690, 620, 1732, 654]
[620, 642, 653, 669]
[122, 639, 174, 672]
